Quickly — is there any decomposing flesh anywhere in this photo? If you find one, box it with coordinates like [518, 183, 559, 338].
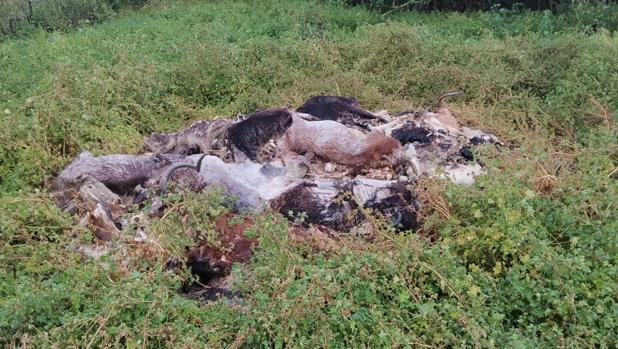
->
[52, 93, 503, 302]
[271, 178, 419, 232]
[371, 93, 501, 185]
[281, 113, 402, 170]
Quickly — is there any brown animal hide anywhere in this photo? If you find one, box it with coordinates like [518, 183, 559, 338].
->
[185, 214, 257, 283]
[283, 113, 401, 170]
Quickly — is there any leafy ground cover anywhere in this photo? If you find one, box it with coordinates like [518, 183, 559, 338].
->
[0, 0, 616, 347]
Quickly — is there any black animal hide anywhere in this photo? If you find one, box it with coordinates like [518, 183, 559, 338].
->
[271, 182, 362, 231]
[296, 95, 381, 128]
[272, 180, 419, 232]
[225, 108, 293, 161]
[470, 135, 498, 146]
[458, 146, 474, 161]
[363, 182, 419, 231]
[391, 123, 434, 145]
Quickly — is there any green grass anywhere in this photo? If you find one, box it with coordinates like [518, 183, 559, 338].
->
[0, 0, 616, 347]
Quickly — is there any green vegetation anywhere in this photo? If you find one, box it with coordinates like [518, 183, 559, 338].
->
[0, 0, 151, 38]
[0, 0, 616, 347]
[343, 0, 617, 14]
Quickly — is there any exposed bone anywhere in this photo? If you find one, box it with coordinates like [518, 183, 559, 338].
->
[49, 173, 127, 241]
[88, 202, 121, 241]
[50, 174, 121, 214]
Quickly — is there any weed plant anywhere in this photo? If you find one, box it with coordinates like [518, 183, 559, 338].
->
[0, 0, 616, 347]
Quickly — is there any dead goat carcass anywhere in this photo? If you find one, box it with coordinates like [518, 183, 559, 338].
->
[143, 109, 292, 162]
[160, 155, 420, 232]
[296, 95, 386, 129]
[143, 119, 232, 156]
[55, 151, 190, 194]
[50, 152, 199, 239]
[225, 108, 293, 162]
[372, 92, 501, 185]
[160, 154, 301, 211]
[271, 178, 419, 232]
[281, 112, 402, 170]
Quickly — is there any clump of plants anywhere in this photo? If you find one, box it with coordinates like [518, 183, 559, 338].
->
[0, 0, 616, 347]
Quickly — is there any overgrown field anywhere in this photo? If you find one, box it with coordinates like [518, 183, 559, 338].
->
[1, 0, 616, 347]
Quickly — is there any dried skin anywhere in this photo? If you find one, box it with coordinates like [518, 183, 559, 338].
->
[226, 108, 292, 161]
[296, 95, 385, 129]
[272, 178, 419, 232]
[283, 113, 401, 170]
[143, 119, 232, 155]
[56, 151, 187, 194]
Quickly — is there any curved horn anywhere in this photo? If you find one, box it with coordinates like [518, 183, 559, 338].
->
[195, 154, 208, 172]
[159, 154, 208, 195]
[436, 91, 463, 108]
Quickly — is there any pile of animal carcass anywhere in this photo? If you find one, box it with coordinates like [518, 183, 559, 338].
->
[49, 93, 501, 300]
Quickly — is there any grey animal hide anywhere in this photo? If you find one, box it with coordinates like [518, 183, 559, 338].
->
[143, 119, 232, 155]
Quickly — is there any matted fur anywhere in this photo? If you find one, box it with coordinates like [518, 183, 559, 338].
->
[296, 95, 378, 125]
[271, 178, 419, 231]
[270, 181, 361, 231]
[56, 151, 187, 194]
[225, 108, 292, 161]
[143, 119, 232, 155]
[283, 113, 401, 169]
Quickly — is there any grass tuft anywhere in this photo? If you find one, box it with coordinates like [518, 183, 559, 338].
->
[0, 0, 616, 347]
